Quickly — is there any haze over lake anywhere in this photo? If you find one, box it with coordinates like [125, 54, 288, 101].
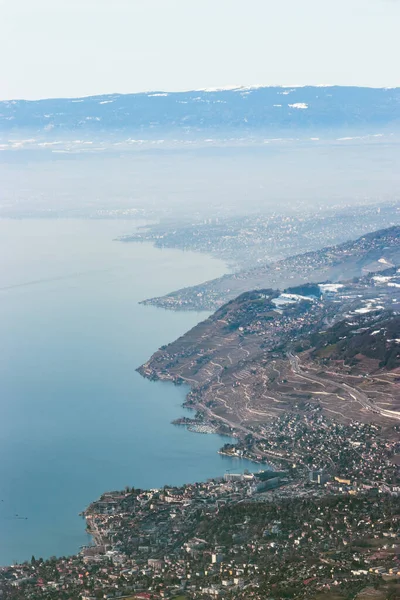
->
[0, 219, 256, 566]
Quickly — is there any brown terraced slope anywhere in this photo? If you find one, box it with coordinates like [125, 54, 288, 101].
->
[139, 228, 400, 435]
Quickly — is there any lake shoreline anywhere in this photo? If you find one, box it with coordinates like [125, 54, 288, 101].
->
[0, 219, 257, 566]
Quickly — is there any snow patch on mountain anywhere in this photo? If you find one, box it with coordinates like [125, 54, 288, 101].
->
[289, 103, 308, 109]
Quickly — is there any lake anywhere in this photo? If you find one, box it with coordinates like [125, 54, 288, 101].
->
[0, 219, 257, 565]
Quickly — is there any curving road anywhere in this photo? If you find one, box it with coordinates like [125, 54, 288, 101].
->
[287, 352, 400, 421]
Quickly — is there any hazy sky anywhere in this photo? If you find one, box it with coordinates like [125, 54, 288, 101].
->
[1, 0, 400, 100]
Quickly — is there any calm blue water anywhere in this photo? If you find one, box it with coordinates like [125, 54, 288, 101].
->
[0, 219, 256, 565]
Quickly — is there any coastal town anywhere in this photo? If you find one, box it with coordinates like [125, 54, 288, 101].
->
[122, 203, 400, 272]
[1, 407, 399, 600]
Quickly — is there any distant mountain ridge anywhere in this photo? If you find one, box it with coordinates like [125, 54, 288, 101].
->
[1, 86, 400, 134]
